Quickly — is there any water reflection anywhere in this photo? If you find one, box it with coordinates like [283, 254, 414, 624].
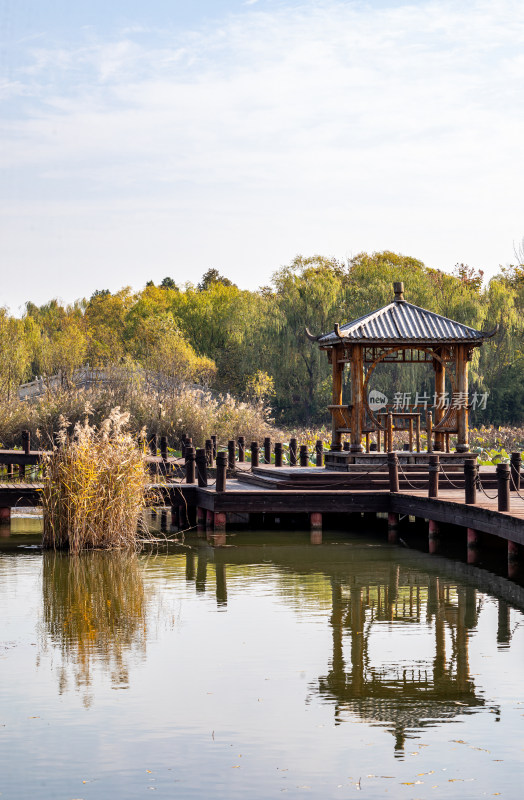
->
[41, 552, 149, 705]
[36, 536, 523, 754]
[183, 538, 520, 756]
[316, 574, 486, 756]
[185, 546, 228, 607]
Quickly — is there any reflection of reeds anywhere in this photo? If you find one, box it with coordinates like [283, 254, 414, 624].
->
[41, 551, 148, 698]
[42, 408, 148, 551]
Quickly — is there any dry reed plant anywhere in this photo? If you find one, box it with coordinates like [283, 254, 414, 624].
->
[41, 407, 149, 552]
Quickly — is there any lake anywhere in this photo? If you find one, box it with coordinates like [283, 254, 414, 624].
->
[1, 517, 523, 798]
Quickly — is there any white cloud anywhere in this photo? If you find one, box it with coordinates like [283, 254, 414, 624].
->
[2, 0, 524, 307]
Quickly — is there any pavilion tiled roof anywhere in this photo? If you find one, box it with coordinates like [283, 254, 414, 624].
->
[316, 285, 492, 345]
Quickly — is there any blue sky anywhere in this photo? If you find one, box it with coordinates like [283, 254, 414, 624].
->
[2, 0, 524, 310]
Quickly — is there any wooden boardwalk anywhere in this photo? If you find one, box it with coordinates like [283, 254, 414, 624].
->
[2, 461, 524, 561]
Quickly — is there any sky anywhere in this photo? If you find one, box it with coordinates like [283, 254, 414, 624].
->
[2, 0, 524, 311]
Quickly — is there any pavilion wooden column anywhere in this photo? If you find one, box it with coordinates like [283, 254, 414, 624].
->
[350, 344, 364, 453]
[331, 345, 344, 451]
[456, 344, 469, 453]
[433, 353, 445, 451]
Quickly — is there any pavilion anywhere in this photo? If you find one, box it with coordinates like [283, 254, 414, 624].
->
[307, 282, 497, 467]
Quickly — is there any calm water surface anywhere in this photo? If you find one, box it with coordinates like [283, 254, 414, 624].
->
[1, 518, 524, 799]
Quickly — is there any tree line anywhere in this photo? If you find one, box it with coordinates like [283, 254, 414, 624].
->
[2, 253, 524, 426]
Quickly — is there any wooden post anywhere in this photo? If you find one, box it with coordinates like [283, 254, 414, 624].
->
[350, 344, 363, 453]
[331, 344, 344, 451]
[238, 436, 245, 462]
[0, 507, 10, 523]
[377, 428, 382, 453]
[264, 437, 271, 464]
[228, 440, 236, 471]
[160, 435, 168, 476]
[365, 432, 370, 453]
[185, 446, 196, 484]
[299, 445, 309, 467]
[251, 441, 259, 468]
[211, 435, 217, 458]
[497, 463, 510, 512]
[275, 442, 283, 467]
[21, 430, 30, 455]
[433, 356, 445, 451]
[426, 410, 433, 453]
[18, 464, 25, 481]
[196, 448, 208, 487]
[205, 439, 214, 467]
[456, 344, 469, 452]
[408, 418, 413, 452]
[182, 436, 192, 459]
[388, 451, 399, 493]
[415, 416, 421, 452]
[510, 452, 521, 491]
[386, 413, 393, 453]
[216, 452, 227, 492]
[428, 454, 439, 499]
[315, 440, 323, 467]
[289, 438, 297, 466]
[464, 457, 477, 505]
[149, 433, 158, 456]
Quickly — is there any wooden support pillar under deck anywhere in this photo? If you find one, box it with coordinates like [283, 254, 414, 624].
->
[310, 512, 322, 531]
[456, 343, 469, 453]
[387, 512, 399, 544]
[467, 528, 480, 564]
[214, 511, 227, 532]
[350, 344, 363, 453]
[428, 519, 440, 554]
[0, 507, 10, 523]
[331, 345, 344, 451]
[310, 511, 322, 544]
[197, 507, 206, 531]
[508, 540, 520, 580]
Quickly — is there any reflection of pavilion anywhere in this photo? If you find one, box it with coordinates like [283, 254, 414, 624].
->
[184, 538, 517, 755]
[316, 570, 485, 755]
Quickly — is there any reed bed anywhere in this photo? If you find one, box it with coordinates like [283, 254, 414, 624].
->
[42, 408, 149, 552]
[0, 380, 276, 449]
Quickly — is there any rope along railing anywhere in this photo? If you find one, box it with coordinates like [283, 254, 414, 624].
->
[437, 463, 464, 491]
[397, 461, 428, 491]
[476, 472, 499, 500]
